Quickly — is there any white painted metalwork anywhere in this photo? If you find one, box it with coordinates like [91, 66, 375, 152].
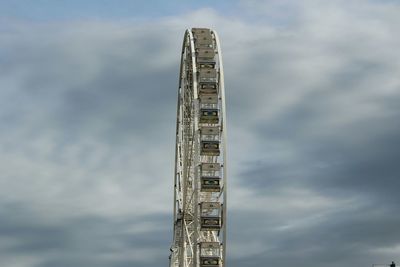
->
[170, 28, 227, 267]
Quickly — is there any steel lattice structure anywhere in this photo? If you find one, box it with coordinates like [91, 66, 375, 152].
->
[169, 28, 227, 267]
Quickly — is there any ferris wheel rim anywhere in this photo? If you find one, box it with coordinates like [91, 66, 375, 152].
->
[213, 30, 228, 264]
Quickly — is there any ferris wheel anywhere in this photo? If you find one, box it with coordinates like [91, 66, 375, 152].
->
[169, 28, 228, 267]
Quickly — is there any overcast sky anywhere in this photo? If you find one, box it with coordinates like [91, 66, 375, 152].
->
[1, 0, 400, 266]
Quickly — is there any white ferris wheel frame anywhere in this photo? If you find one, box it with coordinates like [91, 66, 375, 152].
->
[170, 28, 228, 267]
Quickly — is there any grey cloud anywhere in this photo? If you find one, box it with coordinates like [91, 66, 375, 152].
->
[225, 1, 400, 266]
[1, 20, 179, 267]
[0, 202, 170, 267]
[1, 1, 400, 267]
[229, 205, 400, 266]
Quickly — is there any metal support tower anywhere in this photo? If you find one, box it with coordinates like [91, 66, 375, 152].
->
[169, 28, 227, 267]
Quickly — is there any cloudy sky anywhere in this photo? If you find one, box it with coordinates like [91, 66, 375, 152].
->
[1, 0, 400, 266]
